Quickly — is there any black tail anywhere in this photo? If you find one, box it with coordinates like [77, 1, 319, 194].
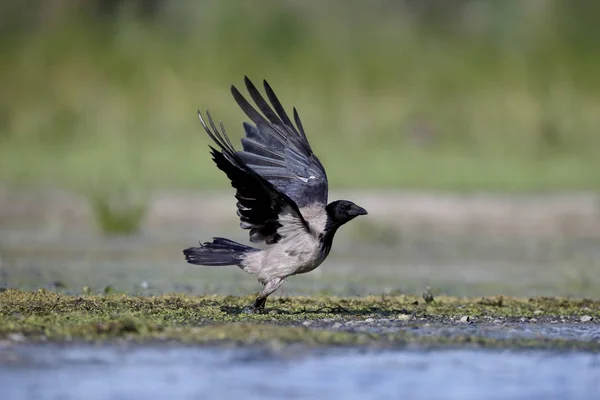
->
[183, 237, 258, 266]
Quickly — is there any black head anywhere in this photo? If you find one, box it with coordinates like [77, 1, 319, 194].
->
[319, 200, 367, 258]
[325, 200, 368, 228]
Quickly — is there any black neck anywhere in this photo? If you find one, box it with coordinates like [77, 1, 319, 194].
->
[318, 219, 342, 258]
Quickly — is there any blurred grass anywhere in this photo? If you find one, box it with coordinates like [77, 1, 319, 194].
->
[88, 189, 147, 235]
[1, 0, 599, 193]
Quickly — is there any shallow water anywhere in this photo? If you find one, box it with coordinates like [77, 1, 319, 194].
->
[2, 226, 600, 298]
[2, 344, 599, 400]
[310, 319, 600, 342]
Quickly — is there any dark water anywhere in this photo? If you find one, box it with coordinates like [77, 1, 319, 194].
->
[1, 344, 599, 400]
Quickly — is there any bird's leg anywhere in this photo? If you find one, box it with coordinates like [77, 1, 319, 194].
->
[253, 296, 267, 311]
[250, 277, 285, 314]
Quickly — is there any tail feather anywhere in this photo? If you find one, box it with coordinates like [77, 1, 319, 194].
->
[183, 237, 257, 266]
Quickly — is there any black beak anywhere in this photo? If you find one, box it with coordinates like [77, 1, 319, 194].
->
[351, 205, 368, 216]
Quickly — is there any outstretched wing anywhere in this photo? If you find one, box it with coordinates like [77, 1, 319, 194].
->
[198, 110, 310, 245]
[231, 77, 328, 208]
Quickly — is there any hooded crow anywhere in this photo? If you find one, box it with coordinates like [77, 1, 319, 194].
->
[183, 77, 368, 313]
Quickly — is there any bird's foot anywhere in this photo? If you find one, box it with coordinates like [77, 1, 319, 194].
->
[241, 297, 267, 314]
[242, 305, 265, 314]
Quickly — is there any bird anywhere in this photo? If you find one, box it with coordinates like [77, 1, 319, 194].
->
[183, 76, 368, 313]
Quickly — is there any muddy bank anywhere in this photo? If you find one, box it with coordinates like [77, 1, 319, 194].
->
[1, 290, 598, 351]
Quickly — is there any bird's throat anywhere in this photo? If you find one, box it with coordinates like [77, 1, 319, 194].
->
[318, 226, 339, 259]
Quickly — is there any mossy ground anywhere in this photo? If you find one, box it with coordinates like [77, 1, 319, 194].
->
[1, 290, 598, 351]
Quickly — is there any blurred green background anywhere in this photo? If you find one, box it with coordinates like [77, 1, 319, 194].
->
[1, 0, 599, 195]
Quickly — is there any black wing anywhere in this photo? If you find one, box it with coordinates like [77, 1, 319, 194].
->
[231, 77, 328, 208]
[198, 110, 310, 244]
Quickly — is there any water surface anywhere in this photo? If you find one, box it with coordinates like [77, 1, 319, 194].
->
[2, 344, 598, 400]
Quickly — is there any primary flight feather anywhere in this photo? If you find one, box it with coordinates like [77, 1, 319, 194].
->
[183, 77, 367, 312]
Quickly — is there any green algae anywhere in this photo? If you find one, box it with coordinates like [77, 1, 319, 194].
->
[1, 290, 598, 350]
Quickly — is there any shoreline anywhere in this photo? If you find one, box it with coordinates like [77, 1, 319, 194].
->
[1, 290, 598, 350]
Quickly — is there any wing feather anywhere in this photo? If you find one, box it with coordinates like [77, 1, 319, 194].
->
[231, 77, 329, 207]
[198, 110, 309, 244]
